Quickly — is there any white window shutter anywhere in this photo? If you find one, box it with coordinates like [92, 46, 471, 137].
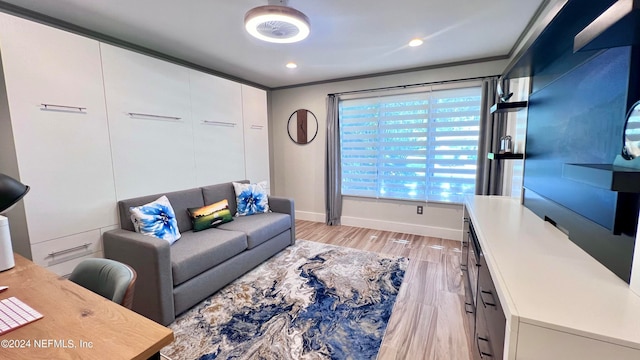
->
[339, 85, 481, 203]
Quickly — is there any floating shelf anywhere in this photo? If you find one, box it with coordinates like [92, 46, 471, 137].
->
[490, 101, 528, 114]
[562, 163, 640, 193]
[487, 153, 524, 160]
[574, 0, 640, 52]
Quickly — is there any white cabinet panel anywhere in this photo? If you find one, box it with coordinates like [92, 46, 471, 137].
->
[466, 197, 640, 359]
[30, 230, 102, 269]
[101, 43, 196, 199]
[48, 251, 104, 278]
[241, 85, 270, 191]
[516, 323, 640, 360]
[0, 13, 117, 243]
[189, 71, 246, 186]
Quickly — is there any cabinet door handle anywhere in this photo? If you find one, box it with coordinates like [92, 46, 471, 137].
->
[464, 302, 474, 314]
[40, 103, 87, 112]
[477, 336, 493, 358]
[202, 120, 237, 127]
[250, 124, 264, 129]
[49, 243, 91, 257]
[127, 112, 181, 121]
[480, 289, 496, 308]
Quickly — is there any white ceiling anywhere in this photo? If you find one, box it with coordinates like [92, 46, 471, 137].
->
[0, 0, 544, 88]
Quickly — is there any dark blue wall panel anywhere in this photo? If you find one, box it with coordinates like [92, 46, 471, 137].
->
[524, 47, 630, 230]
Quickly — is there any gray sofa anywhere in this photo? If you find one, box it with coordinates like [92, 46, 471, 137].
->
[103, 181, 295, 325]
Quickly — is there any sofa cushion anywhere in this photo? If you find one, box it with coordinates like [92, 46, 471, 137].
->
[216, 212, 291, 249]
[170, 229, 247, 286]
[118, 188, 204, 233]
[187, 199, 233, 232]
[233, 181, 269, 216]
[202, 180, 248, 216]
[129, 195, 181, 244]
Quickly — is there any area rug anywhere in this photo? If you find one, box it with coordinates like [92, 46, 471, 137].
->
[161, 239, 408, 360]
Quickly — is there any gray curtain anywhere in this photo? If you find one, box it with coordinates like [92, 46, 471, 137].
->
[325, 94, 342, 225]
[475, 77, 507, 195]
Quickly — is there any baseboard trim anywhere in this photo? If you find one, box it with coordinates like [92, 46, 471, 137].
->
[295, 211, 462, 240]
[295, 211, 326, 223]
[341, 216, 462, 241]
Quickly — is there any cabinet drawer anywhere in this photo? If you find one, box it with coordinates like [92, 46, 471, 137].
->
[475, 303, 493, 360]
[475, 293, 506, 360]
[477, 253, 506, 359]
[47, 251, 104, 278]
[30, 230, 103, 268]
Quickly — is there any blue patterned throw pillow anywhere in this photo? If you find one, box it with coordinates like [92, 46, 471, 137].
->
[233, 181, 269, 216]
[129, 195, 181, 244]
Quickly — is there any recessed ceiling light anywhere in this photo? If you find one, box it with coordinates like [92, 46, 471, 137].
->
[409, 38, 424, 47]
[286, 62, 298, 69]
[245, 1, 310, 44]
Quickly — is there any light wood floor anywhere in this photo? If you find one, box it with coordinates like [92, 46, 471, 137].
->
[296, 220, 473, 360]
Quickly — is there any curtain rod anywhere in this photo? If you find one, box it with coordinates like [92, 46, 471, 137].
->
[327, 75, 499, 97]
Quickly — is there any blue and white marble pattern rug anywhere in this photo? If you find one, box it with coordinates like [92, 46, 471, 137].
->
[161, 239, 408, 360]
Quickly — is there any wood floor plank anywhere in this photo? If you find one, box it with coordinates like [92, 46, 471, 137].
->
[445, 250, 465, 295]
[373, 232, 412, 258]
[294, 220, 472, 359]
[381, 299, 437, 360]
[434, 291, 472, 360]
[407, 236, 445, 263]
[376, 345, 399, 360]
[397, 259, 442, 306]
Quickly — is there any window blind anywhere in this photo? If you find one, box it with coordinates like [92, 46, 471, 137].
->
[339, 86, 481, 203]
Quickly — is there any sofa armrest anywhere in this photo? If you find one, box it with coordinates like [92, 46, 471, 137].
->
[269, 196, 296, 245]
[103, 229, 175, 325]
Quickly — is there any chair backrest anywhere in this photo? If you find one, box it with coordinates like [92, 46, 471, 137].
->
[68, 258, 137, 309]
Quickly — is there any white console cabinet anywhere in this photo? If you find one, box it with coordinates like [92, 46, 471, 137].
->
[0, 13, 117, 273]
[464, 196, 640, 360]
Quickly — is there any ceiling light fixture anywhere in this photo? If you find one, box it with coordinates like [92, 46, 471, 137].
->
[286, 62, 298, 69]
[409, 38, 424, 47]
[245, 0, 310, 44]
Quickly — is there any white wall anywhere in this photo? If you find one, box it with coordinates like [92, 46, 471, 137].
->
[269, 59, 509, 240]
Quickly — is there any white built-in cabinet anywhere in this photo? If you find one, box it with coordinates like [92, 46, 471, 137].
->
[241, 85, 271, 193]
[0, 13, 117, 273]
[465, 196, 640, 359]
[101, 44, 196, 199]
[0, 13, 271, 275]
[190, 71, 246, 186]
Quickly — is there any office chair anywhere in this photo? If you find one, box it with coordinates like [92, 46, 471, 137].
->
[69, 258, 137, 309]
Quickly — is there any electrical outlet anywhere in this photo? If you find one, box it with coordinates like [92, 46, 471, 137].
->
[417, 205, 423, 215]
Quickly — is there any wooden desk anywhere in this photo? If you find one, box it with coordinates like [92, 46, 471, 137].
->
[0, 254, 173, 359]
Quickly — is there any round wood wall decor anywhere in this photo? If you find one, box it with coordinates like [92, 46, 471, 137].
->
[287, 109, 318, 144]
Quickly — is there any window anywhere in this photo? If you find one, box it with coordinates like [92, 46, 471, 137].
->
[339, 86, 481, 203]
